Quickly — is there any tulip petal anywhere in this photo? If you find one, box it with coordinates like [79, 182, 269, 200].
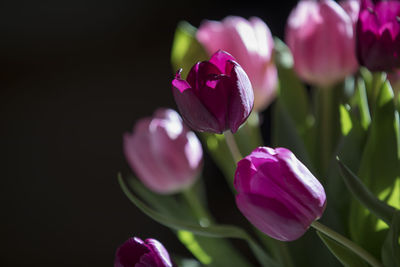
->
[209, 50, 236, 74]
[236, 193, 310, 241]
[227, 61, 254, 133]
[114, 237, 150, 267]
[172, 80, 222, 133]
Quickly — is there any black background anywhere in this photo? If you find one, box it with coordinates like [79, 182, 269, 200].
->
[0, 0, 297, 266]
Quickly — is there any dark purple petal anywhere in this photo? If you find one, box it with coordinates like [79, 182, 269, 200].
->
[114, 237, 150, 267]
[172, 82, 222, 133]
[226, 61, 254, 133]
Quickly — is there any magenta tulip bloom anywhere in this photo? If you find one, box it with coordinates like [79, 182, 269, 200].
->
[172, 50, 254, 133]
[286, 0, 358, 87]
[124, 108, 203, 194]
[114, 237, 175, 267]
[234, 147, 327, 241]
[356, 0, 400, 71]
[197, 16, 277, 111]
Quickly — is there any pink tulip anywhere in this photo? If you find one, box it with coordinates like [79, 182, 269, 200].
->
[286, 0, 359, 87]
[197, 16, 277, 111]
[172, 50, 254, 133]
[124, 108, 203, 194]
[340, 0, 360, 26]
[234, 147, 326, 241]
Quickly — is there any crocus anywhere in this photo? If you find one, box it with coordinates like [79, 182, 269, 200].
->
[172, 50, 254, 133]
[234, 147, 327, 241]
[356, 0, 400, 71]
[197, 16, 277, 111]
[124, 108, 203, 194]
[286, 0, 358, 87]
[114, 237, 175, 267]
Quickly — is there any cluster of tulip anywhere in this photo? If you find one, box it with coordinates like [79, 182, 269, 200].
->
[115, 0, 400, 266]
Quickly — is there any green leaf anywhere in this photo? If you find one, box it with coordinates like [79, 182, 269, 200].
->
[171, 21, 208, 78]
[355, 77, 371, 130]
[350, 81, 400, 258]
[272, 100, 313, 170]
[273, 37, 311, 134]
[118, 174, 277, 267]
[337, 158, 397, 225]
[316, 231, 368, 267]
[381, 211, 400, 267]
[339, 104, 352, 136]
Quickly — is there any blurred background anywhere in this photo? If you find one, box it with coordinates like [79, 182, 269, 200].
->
[0, 0, 297, 266]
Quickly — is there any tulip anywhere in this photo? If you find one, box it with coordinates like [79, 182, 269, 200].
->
[234, 147, 327, 241]
[340, 0, 360, 26]
[114, 237, 175, 267]
[286, 0, 358, 87]
[197, 16, 277, 111]
[124, 108, 203, 194]
[356, 0, 400, 71]
[172, 50, 254, 133]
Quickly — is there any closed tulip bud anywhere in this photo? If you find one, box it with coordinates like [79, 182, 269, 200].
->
[234, 147, 327, 241]
[114, 237, 175, 267]
[197, 16, 277, 111]
[356, 0, 400, 71]
[123, 108, 203, 194]
[286, 0, 358, 87]
[172, 50, 254, 133]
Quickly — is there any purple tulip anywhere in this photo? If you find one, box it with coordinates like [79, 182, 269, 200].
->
[356, 0, 400, 71]
[124, 108, 203, 194]
[114, 237, 175, 267]
[286, 0, 358, 87]
[172, 50, 254, 134]
[197, 16, 277, 111]
[234, 147, 327, 241]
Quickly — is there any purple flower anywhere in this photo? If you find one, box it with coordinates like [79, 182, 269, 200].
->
[124, 108, 203, 194]
[114, 237, 175, 267]
[172, 50, 254, 134]
[286, 0, 358, 87]
[356, 0, 400, 71]
[234, 147, 327, 241]
[197, 16, 277, 111]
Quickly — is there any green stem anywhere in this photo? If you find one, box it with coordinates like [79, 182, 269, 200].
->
[182, 187, 211, 227]
[224, 131, 243, 163]
[311, 221, 383, 267]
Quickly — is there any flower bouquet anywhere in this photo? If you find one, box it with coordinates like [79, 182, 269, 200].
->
[115, 0, 400, 266]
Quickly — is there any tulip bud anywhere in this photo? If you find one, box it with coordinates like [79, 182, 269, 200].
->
[197, 16, 277, 111]
[356, 0, 400, 71]
[234, 147, 327, 241]
[172, 50, 254, 134]
[114, 237, 175, 267]
[286, 0, 358, 87]
[124, 108, 203, 194]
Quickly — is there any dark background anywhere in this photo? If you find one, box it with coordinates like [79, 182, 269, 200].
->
[0, 0, 297, 266]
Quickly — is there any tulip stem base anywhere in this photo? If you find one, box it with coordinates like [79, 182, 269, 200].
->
[311, 221, 383, 267]
[224, 131, 243, 163]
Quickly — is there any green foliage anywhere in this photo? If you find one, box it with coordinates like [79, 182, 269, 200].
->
[118, 174, 278, 267]
[171, 21, 208, 79]
[317, 231, 368, 267]
[381, 211, 400, 267]
[350, 81, 400, 258]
